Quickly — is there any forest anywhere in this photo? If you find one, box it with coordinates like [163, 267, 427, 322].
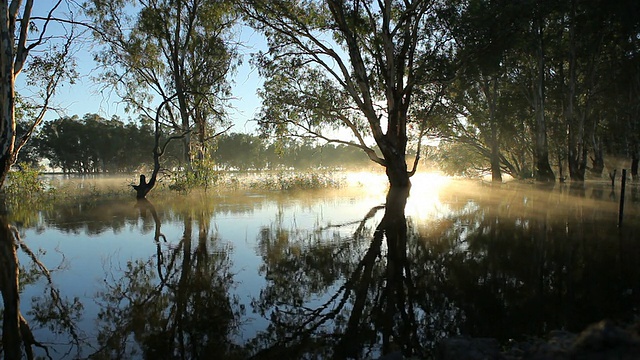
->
[0, 0, 639, 359]
[18, 113, 373, 174]
[0, 0, 636, 191]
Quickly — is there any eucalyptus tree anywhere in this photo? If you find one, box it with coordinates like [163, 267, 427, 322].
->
[241, 0, 453, 188]
[532, 0, 640, 181]
[85, 0, 239, 169]
[37, 114, 156, 173]
[0, 0, 78, 188]
[587, 0, 639, 179]
[0, 3, 81, 357]
[523, 0, 556, 182]
[441, 0, 527, 182]
[543, 0, 617, 181]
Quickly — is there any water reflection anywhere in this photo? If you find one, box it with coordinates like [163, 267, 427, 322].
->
[3, 181, 640, 359]
[250, 187, 417, 359]
[247, 182, 640, 358]
[1, 205, 83, 359]
[92, 199, 246, 359]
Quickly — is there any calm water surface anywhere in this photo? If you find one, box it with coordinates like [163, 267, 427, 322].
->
[7, 174, 640, 359]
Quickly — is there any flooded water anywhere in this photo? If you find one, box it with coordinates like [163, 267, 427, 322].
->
[4, 173, 640, 359]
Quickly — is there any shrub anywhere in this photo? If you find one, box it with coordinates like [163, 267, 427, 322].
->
[247, 171, 344, 191]
[168, 156, 219, 193]
[4, 163, 47, 199]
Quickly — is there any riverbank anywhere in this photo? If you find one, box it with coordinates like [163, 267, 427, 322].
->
[439, 319, 640, 359]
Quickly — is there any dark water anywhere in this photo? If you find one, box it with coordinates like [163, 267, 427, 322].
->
[3, 175, 640, 359]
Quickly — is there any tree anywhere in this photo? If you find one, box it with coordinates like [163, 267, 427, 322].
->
[38, 116, 84, 173]
[526, 0, 556, 182]
[0, 0, 78, 188]
[242, 0, 452, 188]
[213, 132, 266, 170]
[37, 114, 157, 173]
[442, 0, 530, 182]
[85, 0, 239, 172]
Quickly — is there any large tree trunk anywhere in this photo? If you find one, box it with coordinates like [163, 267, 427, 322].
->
[385, 157, 410, 188]
[590, 134, 604, 177]
[533, 16, 555, 183]
[0, 207, 21, 359]
[490, 152, 502, 182]
[567, 142, 586, 181]
[490, 127, 502, 183]
[196, 112, 207, 162]
[565, 0, 586, 182]
[483, 77, 502, 183]
[378, 136, 410, 188]
[489, 96, 502, 182]
[0, 7, 17, 189]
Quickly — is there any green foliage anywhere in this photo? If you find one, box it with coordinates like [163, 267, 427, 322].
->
[37, 114, 156, 173]
[435, 0, 640, 180]
[247, 171, 345, 191]
[168, 156, 219, 193]
[212, 133, 370, 171]
[3, 163, 55, 227]
[243, 0, 452, 186]
[86, 0, 240, 167]
[4, 163, 47, 199]
[434, 142, 488, 178]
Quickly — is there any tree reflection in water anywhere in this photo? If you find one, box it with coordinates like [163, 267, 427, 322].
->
[249, 183, 640, 359]
[91, 199, 246, 359]
[0, 207, 83, 359]
[4, 181, 640, 359]
[250, 186, 423, 359]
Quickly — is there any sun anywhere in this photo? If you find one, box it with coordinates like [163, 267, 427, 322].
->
[405, 172, 452, 220]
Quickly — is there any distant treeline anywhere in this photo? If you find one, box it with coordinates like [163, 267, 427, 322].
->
[17, 113, 373, 173]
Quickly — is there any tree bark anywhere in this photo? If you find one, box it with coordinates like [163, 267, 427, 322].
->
[378, 135, 410, 188]
[132, 101, 172, 199]
[565, 0, 586, 182]
[0, 2, 17, 189]
[487, 78, 502, 183]
[133, 174, 156, 199]
[0, 206, 21, 359]
[590, 141, 604, 176]
[533, 15, 555, 183]
[631, 151, 639, 181]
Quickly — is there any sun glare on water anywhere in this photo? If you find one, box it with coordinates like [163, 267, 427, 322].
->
[406, 172, 452, 220]
[345, 170, 452, 220]
[344, 171, 390, 195]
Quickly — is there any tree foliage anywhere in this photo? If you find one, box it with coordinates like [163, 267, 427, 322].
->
[434, 0, 639, 181]
[37, 114, 156, 173]
[241, 0, 453, 187]
[85, 0, 240, 168]
[0, 0, 79, 188]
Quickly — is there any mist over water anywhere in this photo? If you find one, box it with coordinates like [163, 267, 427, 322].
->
[8, 173, 640, 359]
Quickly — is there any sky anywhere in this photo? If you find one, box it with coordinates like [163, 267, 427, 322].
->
[24, 2, 266, 134]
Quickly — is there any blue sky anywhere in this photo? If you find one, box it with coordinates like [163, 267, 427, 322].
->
[25, 4, 265, 134]
[49, 31, 265, 134]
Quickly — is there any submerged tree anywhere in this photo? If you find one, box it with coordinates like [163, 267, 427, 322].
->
[85, 0, 239, 171]
[242, 0, 452, 188]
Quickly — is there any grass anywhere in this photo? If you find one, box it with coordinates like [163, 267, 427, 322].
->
[237, 171, 346, 191]
[163, 170, 347, 193]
